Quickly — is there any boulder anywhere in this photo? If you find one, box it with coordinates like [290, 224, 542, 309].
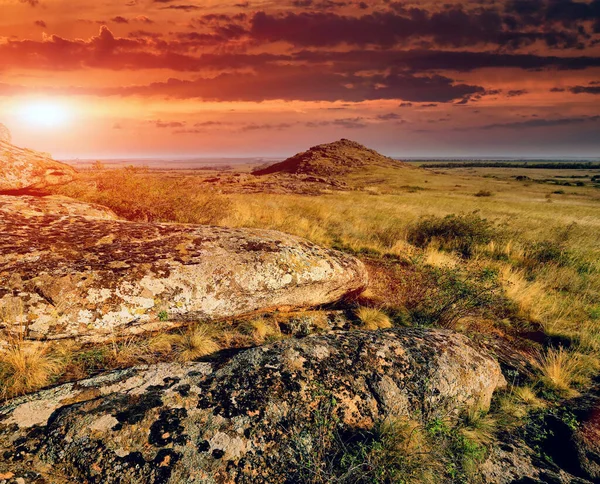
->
[0, 126, 76, 191]
[0, 197, 367, 343]
[0, 194, 118, 221]
[0, 328, 506, 483]
[0, 124, 11, 144]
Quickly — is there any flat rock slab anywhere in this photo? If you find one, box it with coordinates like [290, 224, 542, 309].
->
[0, 196, 367, 342]
[0, 328, 506, 483]
[0, 137, 76, 192]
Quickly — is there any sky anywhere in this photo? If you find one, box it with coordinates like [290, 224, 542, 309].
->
[0, 0, 599, 159]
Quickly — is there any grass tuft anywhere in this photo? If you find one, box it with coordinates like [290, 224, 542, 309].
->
[355, 307, 393, 330]
[0, 343, 64, 399]
[535, 347, 585, 393]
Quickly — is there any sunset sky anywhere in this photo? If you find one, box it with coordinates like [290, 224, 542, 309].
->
[1, 0, 599, 159]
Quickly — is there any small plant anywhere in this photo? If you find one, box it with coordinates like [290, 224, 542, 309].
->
[355, 307, 392, 330]
[474, 190, 493, 197]
[158, 310, 169, 322]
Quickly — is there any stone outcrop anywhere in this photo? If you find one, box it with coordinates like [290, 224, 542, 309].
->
[0, 194, 118, 221]
[0, 124, 11, 144]
[0, 125, 76, 192]
[0, 328, 506, 483]
[253, 139, 404, 177]
[0, 196, 367, 343]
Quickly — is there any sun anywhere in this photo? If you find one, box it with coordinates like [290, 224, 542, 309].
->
[17, 100, 72, 128]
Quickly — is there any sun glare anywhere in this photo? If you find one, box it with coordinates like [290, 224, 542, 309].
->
[17, 100, 72, 128]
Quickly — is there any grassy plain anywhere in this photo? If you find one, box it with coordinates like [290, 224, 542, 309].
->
[2, 160, 600, 480]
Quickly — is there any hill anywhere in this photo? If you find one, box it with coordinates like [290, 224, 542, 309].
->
[253, 138, 403, 177]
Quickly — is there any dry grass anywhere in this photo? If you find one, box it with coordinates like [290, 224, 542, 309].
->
[424, 246, 460, 269]
[150, 325, 220, 362]
[0, 343, 63, 399]
[359, 418, 440, 484]
[461, 410, 498, 446]
[535, 347, 587, 393]
[241, 318, 282, 344]
[355, 307, 393, 330]
[500, 267, 547, 321]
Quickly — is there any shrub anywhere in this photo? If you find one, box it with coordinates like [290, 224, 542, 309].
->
[407, 213, 495, 258]
[365, 259, 511, 329]
[474, 190, 493, 197]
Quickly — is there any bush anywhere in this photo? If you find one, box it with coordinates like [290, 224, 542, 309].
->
[407, 213, 495, 258]
[474, 190, 493, 197]
[525, 240, 568, 267]
[366, 258, 511, 329]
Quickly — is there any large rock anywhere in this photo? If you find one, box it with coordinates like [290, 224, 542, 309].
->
[0, 328, 506, 483]
[0, 196, 367, 342]
[0, 126, 75, 192]
[0, 194, 118, 221]
[0, 123, 11, 144]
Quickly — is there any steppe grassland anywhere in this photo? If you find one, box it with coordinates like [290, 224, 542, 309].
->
[3, 162, 599, 479]
[4, 163, 597, 401]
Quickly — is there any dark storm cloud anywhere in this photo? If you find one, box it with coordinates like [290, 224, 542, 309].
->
[568, 85, 600, 94]
[92, 67, 483, 103]
[160, 4, 202, 11]
[247, 5, 593, 50]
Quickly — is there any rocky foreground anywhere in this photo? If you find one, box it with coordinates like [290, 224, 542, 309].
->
[0, 328, 505, 483]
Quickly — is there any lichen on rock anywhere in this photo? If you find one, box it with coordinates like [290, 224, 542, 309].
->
[0, 127, 76, 192]
[0, 327, 506, 483]
[0, 196, 368, 343]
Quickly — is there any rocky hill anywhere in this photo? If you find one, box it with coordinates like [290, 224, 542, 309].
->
[253, 139, 403, 177]
[0, 124, 76, 192]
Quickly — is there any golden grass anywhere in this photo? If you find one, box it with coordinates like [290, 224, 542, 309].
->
[148, 325, 220, 362]
[365, 418, 440, 484]
[355, 307, 393, 330]
[424, 246, 460, 268]
[535, 347, 586, 393]
[500, 267, 548, 321]
[0, 343, 64, 399]
[461, 410, 498, 446]
[241, 318, 282, 344]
